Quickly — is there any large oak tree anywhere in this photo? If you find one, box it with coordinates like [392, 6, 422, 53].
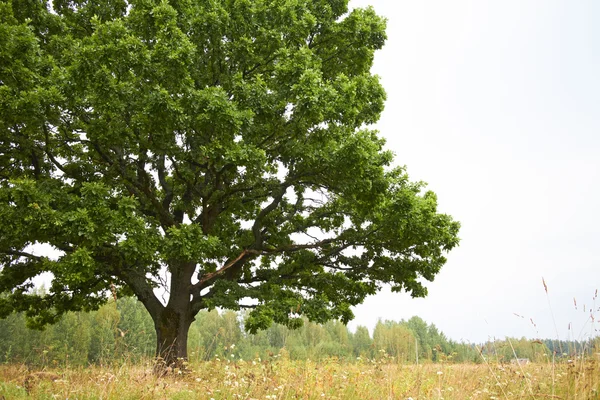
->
[0, 0, 460, 367]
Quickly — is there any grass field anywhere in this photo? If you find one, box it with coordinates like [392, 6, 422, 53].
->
[0, 355, 598, 399]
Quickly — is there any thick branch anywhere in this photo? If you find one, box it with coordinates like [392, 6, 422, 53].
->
[266, 239, 336, 254]
[192, 249, 261, 293]
[1, 250, 44, 261]
[251, 186, 287, 248]
[157, 155, 174, 211]
[118, 266, 164, 318]
[41, 124, 73, 178]
[87, 139, 177, 229]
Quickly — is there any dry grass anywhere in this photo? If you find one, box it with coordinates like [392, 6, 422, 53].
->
[0, 355, 598, 399]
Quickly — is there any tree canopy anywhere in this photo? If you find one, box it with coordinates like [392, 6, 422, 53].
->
[0, 0, 460, 366]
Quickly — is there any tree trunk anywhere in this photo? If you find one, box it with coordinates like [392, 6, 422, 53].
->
[153, 305, 193, 373]
[132, 261, 197, 375]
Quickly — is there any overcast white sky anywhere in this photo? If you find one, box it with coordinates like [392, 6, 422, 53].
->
[346, 0, 600, 343]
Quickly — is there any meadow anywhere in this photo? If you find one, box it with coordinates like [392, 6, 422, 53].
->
[0, 354, 598, 399]
[1, 289, 597, 399]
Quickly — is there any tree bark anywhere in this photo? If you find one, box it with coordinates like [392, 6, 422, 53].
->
[153, 305, 193, 373]
[151, 261, 197, 374]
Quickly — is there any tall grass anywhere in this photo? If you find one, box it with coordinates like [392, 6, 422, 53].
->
[0, 355, 598, 399]
[0, 281, 598, 399]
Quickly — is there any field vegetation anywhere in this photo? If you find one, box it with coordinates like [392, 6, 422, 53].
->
[0, 353, 598, 399]
[0, 295, 598, 399]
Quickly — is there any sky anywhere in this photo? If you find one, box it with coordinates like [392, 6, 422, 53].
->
[345, 0, 600, 343]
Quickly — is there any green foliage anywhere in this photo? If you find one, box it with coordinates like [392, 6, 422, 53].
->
[480, 337, 551, 363]
[0, 0, 460, 358]
[0, 295, 594, 366]
[351, 325, 372, 357]
[373, 319, 417, 362]
[115, 296, 155, 360]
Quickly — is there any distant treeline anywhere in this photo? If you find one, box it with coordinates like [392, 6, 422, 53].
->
[0, 297, 596, 367]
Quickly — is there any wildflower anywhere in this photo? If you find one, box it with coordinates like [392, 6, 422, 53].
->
[437, 371, 443, 375]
